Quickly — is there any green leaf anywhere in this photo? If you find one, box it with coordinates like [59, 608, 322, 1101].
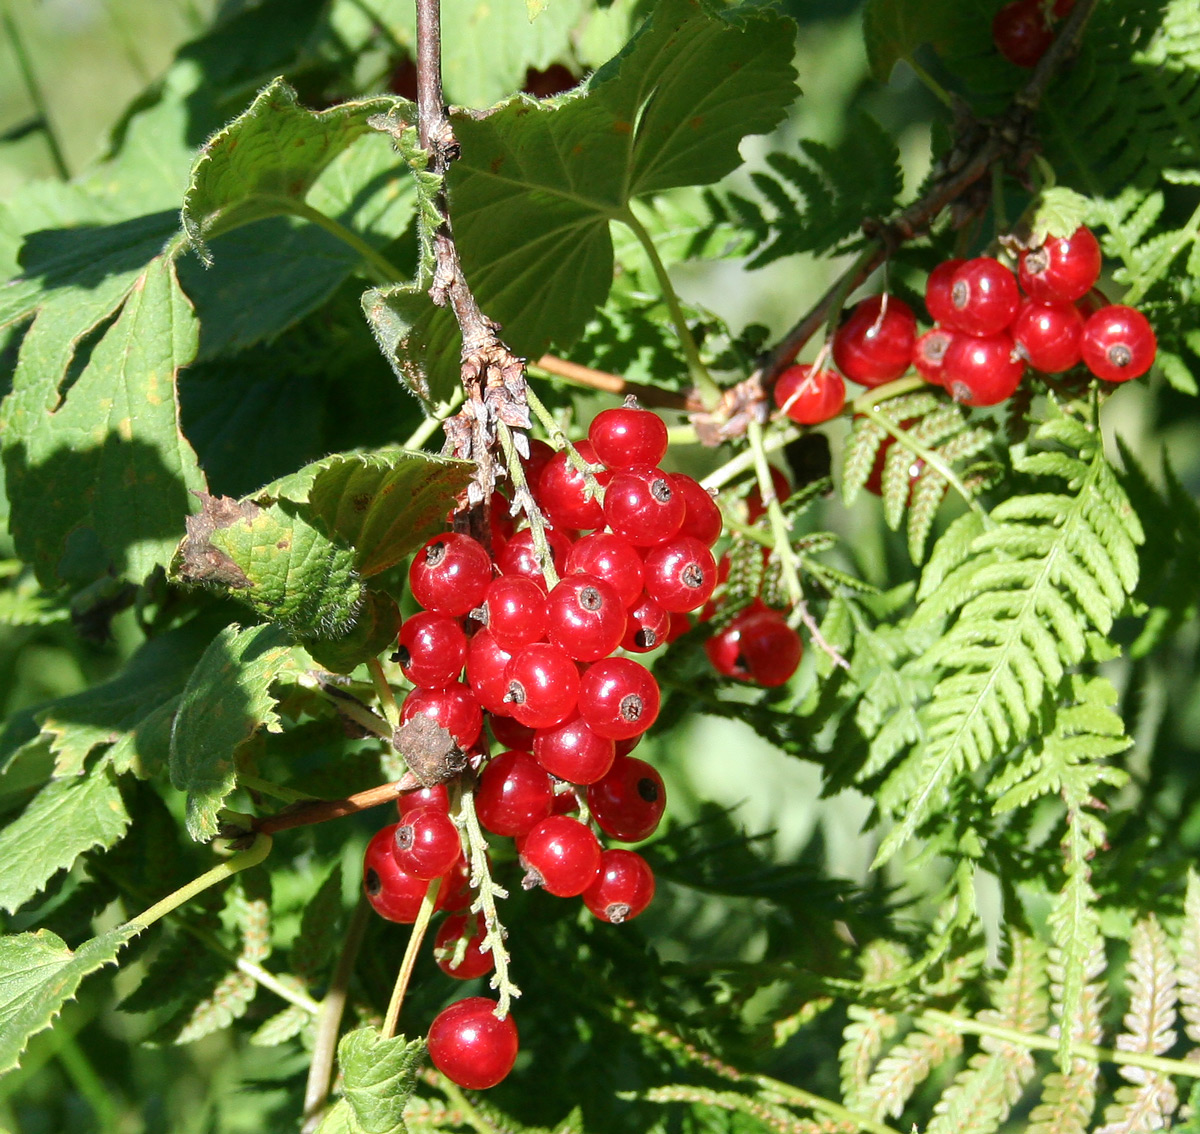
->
[338, 1026, 426, 1134]
[0, 925, 137, 1075]
[862, 0, 956, 82]
[1028, 187, 1092, 245]
[250, 1002, 311, 1046]
[169, 623, 296, 841]
[0, 765, 130, 914]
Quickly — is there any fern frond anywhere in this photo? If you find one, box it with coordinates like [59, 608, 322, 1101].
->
[641, 1084, 810, 1134]
[1176, 869, 1200, 1045]
[859, 1015, 964, 1121]
[838, 942, 908, 1109]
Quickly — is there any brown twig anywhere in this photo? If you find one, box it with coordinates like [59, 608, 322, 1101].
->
[533, 354, 689, 410]
[253, 777, 417, 836]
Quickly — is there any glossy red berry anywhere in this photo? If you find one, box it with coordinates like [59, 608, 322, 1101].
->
[396, 612, 467, 688]
[496, 527, 572, 592]
[427, 997, 518, 1090]
[564, 531, 645, 607]
[925, 258, 965, 327]
[504, 642, 580, 729]
[913, 327, 955, 386]
[475, 749, 555, 837]
[466, 631, 514, 716]
[519, 816, 602, 897]
[521, 438, 555, 492]
[545, 574, 627, 661]
[538, 441, 610, 530]
[398, 783, 450, 819]
[1012, 299, 1084, 373]
[949, 257, 1021, 336]
[603, 467, 686, 547]
[588, 406, 668, 470]
[409, 534, 493, 617]
[992, 0, 1054, 67]
[1081, 305, 1157, 382]
[434, 912, 493, 980]
[587, 756, 666, 842]
[943, 333, 1025, 406]
[488, 713, 536, 752]
[364, 825, 454, 923]
[831, 295, 916, 387]
[578, 657, 661, 740]
[583, 849, 656, 923]
[643, 536, 718, 613]
[1019, 226, 1103, 303]
[533, 714, 615, 785]
[482, 576, 548, 653]
[401, 684, 483, 750]
[772, 365, 846, 425]
[393, 805, 462, 880]
[705, 607, 803, 687]
[1076, 287, 1109, 321]
[620, 593, 671, 653]
[671, 474, 722, 547]
[439, 853, 473, 912]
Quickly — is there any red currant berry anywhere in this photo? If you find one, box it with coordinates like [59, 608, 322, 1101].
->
[393, 805, 462, 880]
[551, 786, 579, 815]
[1012, 299, 1084, 373]
[396, 612, 467, 688]
[398, 783, 450, 819]
[925, 258, 965, 327]
[832, 295, 917, 387]
[1081, 304, 1156, 382]
[520, 816, 602, 897]
[496, 527, 572, 592]
[913, 327, 955, 386]
[439, 853, 473, 912]
[705, 607, 803, 687]
[604, 467, 686, 547]
[427, 997, 518, 1090]
[538, 441, 610, 530]
[772, 365, 846, 425]
[521, 439, 555, 493]
[564, 531, 645, 607]
[482, 576, 548, 653]
[363, 825, 450, 922]
[466, 631, 514, 716]
[434, 912, 493, 980]
[943, 332, 1025, 406]
[578, 657, 661, 740]
[488, 712, 535, 751]
[666, 612, 691, 643]
[671, 474, 722, 547]
[476, 749, 555, 836]
[533, 714, 615, 785]
[485, 490, 514, 553]
[1076, 287, 1109, 321]
[583, 849, 656, 923]
[587, 756, 666, 842]
[992, 0, 1054, 67]
[1019, 226, 1103, 303]
[409, 534, 493, 617]
[643, 536, 718, 614]
[401, 684, 483, 750]
[620, 593, 671, 653]
[545, 574, 627, 662]
[746, 467, 791, 521]
[949, 257, 1021, 336]
[505, 642, 580, 729]
[588, 405, 668, 470]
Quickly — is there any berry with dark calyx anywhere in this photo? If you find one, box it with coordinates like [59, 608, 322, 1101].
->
[1012, 299, 1084, 373]
[496, 527, 573, 592]
[583, 849, 656, 923]
[466, 631, 515, 716]
[393, 805, 462, 880]
[913, 327, 955, 386]
[363, 825, 457, 922]
[1081, 304, 1157, 382]
[564, 531, 645, 607]
[578, 657, 661, 740]
[396, 612, 468, 688]
[772, 365, 846, 425]
[943, 332, 1025, 406]
[533, 714, 615, 785]
[519, 815, 602, 896]
[505, 642, 580, 729]
[398, 783, 450, 819]
[1019, 226, 1103, 303]
[482, 576, 548, 653]
[587, 756, 666, 842]
[831, 295, 917, 387]
[475, 749, 555, 837]
[992, 0, 1054, 67]
[400, 684, 483, 750]
[409, 533, 493, 617]
[427, 997, 518, 1090]
[949, 257, 1021, 336]
[705, 607, 803, 687]
[545, 574, 627, 661]
[671, 474, 723, 547]
[620, 593, 671, 653]
[488, 712, 536, 752]
[643, 537, 718, 613]
[746, 466, 792, 521]
[538, 441, 609, 530]
[603, 467, 686, 547]
[588, 405, 669, 470]
[925, 258, 965, 327]
[434, 911, 493, 980]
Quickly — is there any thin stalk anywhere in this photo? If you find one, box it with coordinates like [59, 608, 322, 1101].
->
[56, 1031, 120, 1133]
[746, 1075, 903, 1134]
[990, 162, 1009, 238]
[382, 877, 442, 1039]
[524, 385, 607, 505]
[746, 418, 804, 612]
[848, 375, 928, 412]
[238, 775, 317, 805]
[368, 657, 400, 730]
[905, 57, 954, 109]
[700, 424, 800, 492]
[254, 778, 415, 837]
[266, 197, 406, 284]
[496, 419, 559, 588]
[436, 1077, 506, 1134]
[2, 5, 69, 179]
[532, 354, 690, 411]
[402, 387, 465, 450]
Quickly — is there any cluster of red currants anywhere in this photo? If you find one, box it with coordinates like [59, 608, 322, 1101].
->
[993, 0, 1074, 69]
[362, 405, 725, 1089]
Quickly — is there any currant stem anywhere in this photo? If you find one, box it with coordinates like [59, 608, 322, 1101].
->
[746, 418, 804, 613]
[533, 354, 689, 411]
[903, 56, 954, 110]
[368, 657, 400, 730]
[270, 197, 405, 285]
[381, 876, 442, 1040]
[700, 423, 800, 493]
[496, 419, 559, 589]
[524, 385, 607, 505]
[253, 778, 416, 836]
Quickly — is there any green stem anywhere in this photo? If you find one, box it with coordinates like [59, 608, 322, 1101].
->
[436, 1077, 506, 1134]
[496, 420, 559, 588]
[524, 385, 607, 508]
[402, 387, 465, 450]
[2, 5, 69, 179]
[700, 423, 800, 492]
[56, 1031, 120, 1133]
[262, 197, 406, 285]
[904, 56, 954, 109]
[848, 375, 929, 412]
[368, 657, 400, 730]
[990, 162, 1009, 238]
[748, 1075, 903, 1134]
[238, 774, 317, 804]
[382, 877, 442, 1039]
[618, 205, 721, 408]
[746, 418, 804, 612]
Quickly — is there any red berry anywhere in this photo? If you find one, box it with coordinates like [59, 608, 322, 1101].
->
[913, 327, 955, 386]
[1081, 304, 1156, 382]
[533, 714, 615, 785]
[504, 642, 580, 729]
[485, 490, 514, 554]
[772, 365, 846, 425]
[671, 474, 722, 547]
[992, 0, 1054, 67]
[587, 756, 666, 842]
[1019, 226, 1103, 303]
[521, 438, 555, 492]
[545, 574, 627, 661]
[746, 467, 791, 521]
[427, 997, 518, 1090]
[393, 805, 462, 880]
[620, 593, 671, 653]
[396, 612, 467, 688]
[832, 295, 916, 387]
[1076, 287, 1109, 321]
[482, 576, 548, 653]
[496, 527, 573, 592]
[1012, 299, 1084, 373]
[363, 825, 457, 922]
[943, 333, 1025, 406]
[925, 258, 966, 327]
[603, 467, 686, 547]
[705, 608, 803, 687]
[578, 657, 661, 740]
[488, 713, 535, 752]
[538, 441, 610, 530]
[949, 257, 1021, 336]
[434, 912, 493, 980]
[439, 853, 473, 912]
[643, 536, 718, 613]
[520, 816, 602, 896]
[666, 612, 691, 643]
[466, 631, 514, 716]
[588, 406, 668, 470]
[409, 534, 493, 616]
[564, 531, 645, 607]
[398, 783, 450, 819]
[475, 749, 555, 836]
[401, 684, 483, 750]
[582, 849, 656, 923]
